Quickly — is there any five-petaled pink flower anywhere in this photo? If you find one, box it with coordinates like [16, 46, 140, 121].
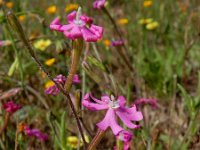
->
[93, 0, 106, 9]
[24, 126, 48, 141]
[82, 94, 143, 135]
[3, 101, 21, 113]
[50, 7, 103, 42]
[45, 74, 80, 95]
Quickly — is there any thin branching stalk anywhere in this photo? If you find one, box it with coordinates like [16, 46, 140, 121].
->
[6, 12, 87, 148]
[102, 7, 134, 72]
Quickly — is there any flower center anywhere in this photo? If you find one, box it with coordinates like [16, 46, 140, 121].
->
[74, 7, 84, 26]
[108, 95, 120, 109]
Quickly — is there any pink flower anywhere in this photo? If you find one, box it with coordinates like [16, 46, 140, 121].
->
[50, 7, 103, 42]
[111, 40, 124, 47]
[45, 74, 80, 95]
[93, 0, 106, 9]
[24, 126, 48, 141]
[3, 101, 21, 113]
[82, 94, 143, 135]
[115, 130, 133, 150]
[72, 74, 81, 84]
[134, 98, 158, 109]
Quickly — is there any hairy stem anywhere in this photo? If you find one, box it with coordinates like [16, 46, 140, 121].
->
[87, 129, 106, 150]
[6, 12, 87, 149]
[65, 39, 83, 92]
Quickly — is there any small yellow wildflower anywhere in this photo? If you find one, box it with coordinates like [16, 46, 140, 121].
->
[65, 4, 79, 12]
[6, 2, 13, 8]
[117, 18, 129, 25]
[18, 15, 25, 22]
[45, 58, 56, 66]
[45, 81, 54, 89]
[143, 0, 152, 7]
[46, 5, 57, 14]
[33, 39, 52, 51]
[103, 39, 110, 47]
[146, 21, 159, 30]
[67, 135, 89, 148]
[138, 18, 153, 25]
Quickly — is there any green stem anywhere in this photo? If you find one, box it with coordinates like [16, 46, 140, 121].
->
[65, 39, 83, 92]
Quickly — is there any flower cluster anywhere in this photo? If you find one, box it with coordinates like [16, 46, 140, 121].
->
[45, 74, 80, 95]
[24, 126, 48, 141]
[134, 98, 158, 109]
[3, 101, 21, 114]
[93, 0, 106, 9]
[111, 40, 124, 47]
[82, 94, 143, 148]
[50, 8, 103, 42]
[138, 18, 159, 30]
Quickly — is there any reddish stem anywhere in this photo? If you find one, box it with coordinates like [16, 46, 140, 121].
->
[0, 112, 10, 135]
[87, 129, 106, 150]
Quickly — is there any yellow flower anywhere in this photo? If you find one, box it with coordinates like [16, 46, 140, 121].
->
[65, 4, 79, 12]
[143, 0, 152, 7]
[117, 18, 129, 25]
[67, 135, 89, 148]
[138, 18, 153, 25]
[146, 21, 159, 30]
[45, 58, 56, 66]
[103, 39, 110, 47]
[18, 15, 25, 22]
[33, 39, 52, 51]
[46, 5, 57, 14]
[45, 81, 54, 89]
[6, 2, 13, 8]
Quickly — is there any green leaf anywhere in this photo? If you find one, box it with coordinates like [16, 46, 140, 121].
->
[87, 56, 105, 71]
[8, 57, 19, 76]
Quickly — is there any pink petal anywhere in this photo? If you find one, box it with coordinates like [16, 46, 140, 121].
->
[64, 26, 82, 39]
[116, 110, 140, 129]
[82, 93, 108, 111]
[90, 24, 103, 38]
[93, 0, 106, 9]
[80, 15, 93, 25]
[117, 96, 126, 107]
[97, 109, 123, 135]
[116, 130, 133, 142]
[60, 24, 74, 32]
[101, 95, 110, 103]
[81, 27, 99, 42]
[90, 94, 107, 104]
[72, 74, 81, 84]
[125, 105, 143, 121]
[67, 11, 76, 22]
[134, 98, 158, 109]
[50, 17, 62, 31]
